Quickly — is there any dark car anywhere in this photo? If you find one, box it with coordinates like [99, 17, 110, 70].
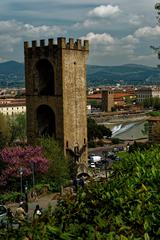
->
[95, 161, 104, 168]
[107, 152, 116, 160]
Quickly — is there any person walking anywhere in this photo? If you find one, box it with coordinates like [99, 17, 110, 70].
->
[33, 204, 42, 219]
[15, 203, 26, 228]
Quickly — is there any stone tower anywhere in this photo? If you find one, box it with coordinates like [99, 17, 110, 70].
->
[24, 37, 89, 163]
[102, 90, 114, 112]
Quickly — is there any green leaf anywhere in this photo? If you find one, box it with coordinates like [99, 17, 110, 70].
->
[144, 233, 150, 240]
[120, 235, 128, 240]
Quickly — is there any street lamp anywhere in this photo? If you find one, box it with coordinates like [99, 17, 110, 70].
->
[19, 167, 23, 197]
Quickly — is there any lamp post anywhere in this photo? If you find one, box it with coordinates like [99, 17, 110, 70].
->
[19, 167, 23, 197]
[24, 182, 28, 213]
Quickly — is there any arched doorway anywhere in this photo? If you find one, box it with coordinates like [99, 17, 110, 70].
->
[36, 59, 54, 95]
[37, 105, 55, 137]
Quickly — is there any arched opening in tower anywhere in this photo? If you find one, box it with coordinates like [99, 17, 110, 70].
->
[37, 105, 56, 137]
[36, 59, 54, 95]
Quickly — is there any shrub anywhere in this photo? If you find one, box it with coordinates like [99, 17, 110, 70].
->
[111, 138, 120, 144]
[0, 192, 21, 204]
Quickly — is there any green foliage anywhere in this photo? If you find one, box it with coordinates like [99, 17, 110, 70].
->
[87, 117, 112, 142]
[111, 138, 121, 144]
[87, 99, 102, 109]
[51, 145, 160, 239]
[141, 122, 149, 135]
[0, 113, 10, 148]
[0, 192, 21, 204]
[148, 111, 160, 116]
[143, 97, 160, 110]
[0, 113, 26, 148]
[88, 140, 96, 148]
[129, 141, 151, 153]
[3, 145, 160, 239]
[37, 137, 70, 190]
[8, 113, 26, 145]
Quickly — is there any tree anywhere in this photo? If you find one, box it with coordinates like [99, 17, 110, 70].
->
[155, 2, 160, 23]
[87, 117, 112, 142]
[8, 113, 26, 145]
[0, 113, 10, 148]
[141, 122, 149, 135]
[0, 146, 48, 190]
[37, 137, 70, 190]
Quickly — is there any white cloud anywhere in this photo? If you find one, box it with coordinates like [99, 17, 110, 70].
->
[130, 53, 158, 66]
[129, 14, 144, 26]
[121, 35, 139, 45]
[134, 25, 160, 38]
[73, 19, 98, 29]
[88, 5, 121, 18]
[82, 32, 115, 44]
[81, 32, 142, 65]
[0, 19, 66, 61]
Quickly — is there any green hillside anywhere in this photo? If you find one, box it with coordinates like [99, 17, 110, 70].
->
[0, 61, 160, 88]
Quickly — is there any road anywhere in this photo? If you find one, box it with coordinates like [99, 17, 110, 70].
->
[7, 192, 58, 221]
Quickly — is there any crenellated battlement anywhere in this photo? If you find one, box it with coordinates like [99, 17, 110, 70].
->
[24, 37, 89, 51]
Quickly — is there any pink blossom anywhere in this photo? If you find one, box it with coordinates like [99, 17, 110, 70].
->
[0, 146, 49, 186]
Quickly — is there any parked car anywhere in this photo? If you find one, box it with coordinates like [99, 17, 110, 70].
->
[89, 155, 102, 163]
[113, 147, 119, 152]
[0, 205, 7, 228]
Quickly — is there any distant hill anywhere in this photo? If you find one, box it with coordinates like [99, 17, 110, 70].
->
[0, 61, 160, 88]
[87, 64, 160, 86]
[0, 61, 24, 88]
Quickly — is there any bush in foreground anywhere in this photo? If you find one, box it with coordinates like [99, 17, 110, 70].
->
[2, 145, 160, 239]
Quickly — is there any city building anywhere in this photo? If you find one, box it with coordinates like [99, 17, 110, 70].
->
[0, 98, 26, 116]
[87, 88, 135, 112]
[101, 90, 114, 112]
[136, 86, 160, 103]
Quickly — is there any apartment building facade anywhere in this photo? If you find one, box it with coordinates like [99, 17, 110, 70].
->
[0, 98, 26, 116]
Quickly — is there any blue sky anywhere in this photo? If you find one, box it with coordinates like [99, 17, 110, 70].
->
[0, 0, 159, 66]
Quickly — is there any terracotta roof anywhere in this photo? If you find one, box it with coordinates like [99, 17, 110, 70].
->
[0, 98, 26, 107]
[87, 92, 133, 101]
[87, 94, 102, 99]
[148, 117, 160, 122]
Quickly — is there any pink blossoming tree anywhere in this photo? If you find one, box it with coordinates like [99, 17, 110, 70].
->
[0, 146, 48, 187]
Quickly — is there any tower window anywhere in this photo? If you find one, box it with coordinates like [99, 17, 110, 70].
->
[36, 59, 55, 96]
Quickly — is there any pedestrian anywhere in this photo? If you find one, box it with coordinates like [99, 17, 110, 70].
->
[33, 204, 42, 219]
[15, 203, 26, 228]
[21, 200, 28, 213]
[6, 208, 14, 229]
[31, 190, 38, 202]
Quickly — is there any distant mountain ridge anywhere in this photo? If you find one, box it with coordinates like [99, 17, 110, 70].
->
[0, 61, 160, 88]
[0, 61, 24, 88]
[87, 64, 160, 86]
